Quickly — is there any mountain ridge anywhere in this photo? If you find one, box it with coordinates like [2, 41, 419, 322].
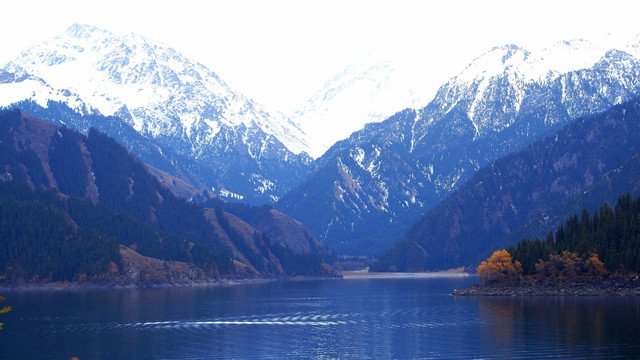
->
[290, 38, 627, 158]
[278, 39, 640, 256]
[372, 95, 640, 271]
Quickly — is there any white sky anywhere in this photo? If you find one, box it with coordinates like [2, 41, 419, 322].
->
[1, 0, 640, 113]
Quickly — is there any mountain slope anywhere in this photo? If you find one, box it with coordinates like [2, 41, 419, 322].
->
[204, 199, 333, 257]
[7, 99, 207, 193]
[277, 40, 640, 256]
[0, 177, 228, 285]
[0, 24, 312, 203]
[0, 109, 337, 282]
[372, 95, 640, 271]
[0, 183, 123, 283]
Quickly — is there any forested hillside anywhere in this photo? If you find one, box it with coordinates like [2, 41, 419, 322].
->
[0, 182, 122, 282]
[0, 109, 337, 285]
[0, 180, 229, 283]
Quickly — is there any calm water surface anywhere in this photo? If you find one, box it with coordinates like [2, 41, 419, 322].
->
[2, 277, 640, 359]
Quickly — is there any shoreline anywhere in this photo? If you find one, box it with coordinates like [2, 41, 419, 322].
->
[0, 269, 472, 292]
[452, 277, 640, 296]
[0, 277, 280, 292]
[342, 268, 470, 279]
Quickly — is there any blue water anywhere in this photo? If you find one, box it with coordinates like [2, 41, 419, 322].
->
[2, 277, 640, 359]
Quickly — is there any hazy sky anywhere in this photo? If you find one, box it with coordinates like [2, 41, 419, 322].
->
[2, 0, 640, 113]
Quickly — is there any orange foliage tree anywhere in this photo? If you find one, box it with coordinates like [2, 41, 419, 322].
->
[477, 250, 523, 283]
[536, 251, 608, 280]
[584, 253, 608, 279]
[0, 296, 10, 330]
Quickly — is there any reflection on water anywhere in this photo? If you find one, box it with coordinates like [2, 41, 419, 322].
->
[2, 278, 640, 359]
[477, 296, 640, 359]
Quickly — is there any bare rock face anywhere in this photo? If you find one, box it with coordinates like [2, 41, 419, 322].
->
[119, 246, 209, 286]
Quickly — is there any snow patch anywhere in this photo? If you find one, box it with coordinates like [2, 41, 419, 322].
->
[219, 188, 244, 200]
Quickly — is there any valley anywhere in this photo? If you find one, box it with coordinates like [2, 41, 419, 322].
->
[4, 3, 640, 359]
[2, 23, 640, 288]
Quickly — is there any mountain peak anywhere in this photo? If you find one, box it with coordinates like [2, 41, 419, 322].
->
[291, 57, 434, 158]
[493, 44, 531, 64]
[452, 38, 621, 88]
[455, 44, 534, 84]
[279, 34, 640, 256]
[63, 23, 113, 41]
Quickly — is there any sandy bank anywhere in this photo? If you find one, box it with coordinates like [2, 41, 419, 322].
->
[342, 268, 470, 279]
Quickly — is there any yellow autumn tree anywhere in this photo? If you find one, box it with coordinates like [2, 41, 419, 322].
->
[535, 251, 608, 281]
[0, 296, 10, 330]
[477, 250, 523, 283]
[584, 253, 608, 279]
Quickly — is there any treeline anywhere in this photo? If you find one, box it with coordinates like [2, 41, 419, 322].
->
[49, 126, 89, 198]
[0, 180, 231, 282]
[205, 198, 274, 225]
[0, 108, 50, 189]
[10, 99, 180, 176]
[67, 197, 232, 276]
[507, 193, 640, 277]
[0, 182, 121, 282]
[269, 242, 325, 276]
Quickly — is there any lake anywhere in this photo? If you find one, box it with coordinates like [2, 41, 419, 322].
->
[2, 276, 640, 359]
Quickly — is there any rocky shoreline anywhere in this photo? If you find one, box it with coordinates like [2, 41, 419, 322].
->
[0, 278, 244, 292]
[0, 275, 342, 292]
[453, 277, 640, 296]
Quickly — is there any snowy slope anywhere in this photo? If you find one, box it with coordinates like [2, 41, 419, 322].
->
[0, 70, 90, 113]
[291, 40, 613, 158]
[421, 40, 621, 141]
[0, 24, 313, 203]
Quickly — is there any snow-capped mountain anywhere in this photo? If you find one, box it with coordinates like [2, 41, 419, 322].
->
[0, 24, 313, 203]
[291, 58, 438, 158]
[277, 38, 640, 256]
[291, 39, 619, 159]
[434, 40, 616, 138]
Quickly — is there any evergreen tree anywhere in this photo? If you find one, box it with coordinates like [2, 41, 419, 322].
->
[507, 193, 640, 277]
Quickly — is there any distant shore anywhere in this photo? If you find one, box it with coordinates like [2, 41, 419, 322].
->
[452, 277, 640, 296]
[0, 269, 473, 291]
[342, 268, 469, 279]
[0, 277, 278, 292]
